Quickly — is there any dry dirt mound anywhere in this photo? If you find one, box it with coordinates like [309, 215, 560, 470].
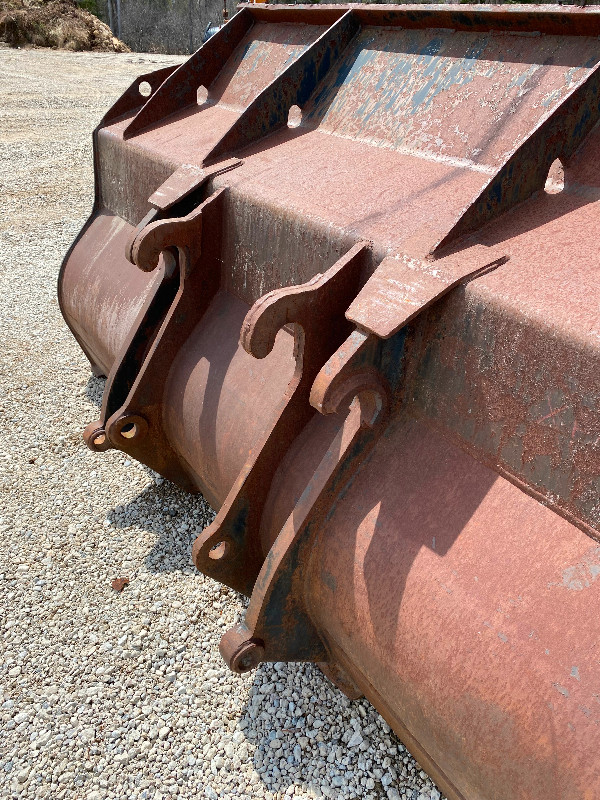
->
[0, 0, 129, 51]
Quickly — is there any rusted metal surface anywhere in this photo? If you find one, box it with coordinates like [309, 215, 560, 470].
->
[306, 416, 600, 800]
[59, 5, 600, 800]
[346, 248, 509, 339]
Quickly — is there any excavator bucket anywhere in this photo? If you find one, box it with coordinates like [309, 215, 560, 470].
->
[59, 5, 600, 799]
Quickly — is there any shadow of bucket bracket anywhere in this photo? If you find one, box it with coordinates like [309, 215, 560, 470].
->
[191, 242, 371, 596]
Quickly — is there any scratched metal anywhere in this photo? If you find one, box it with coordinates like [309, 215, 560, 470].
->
[220, 192, 358, 306]
[209, 22, 325, 111]
[407, 189, 600, 535]
[162, 290, 296, 508]
[98, 21, 325, 223]
[202, 10, 361, 166]
[58, 213, 159, 376]
[304, 27, 600, 168]
[306, 414, 600, 800]
[97, 132, 178, 225]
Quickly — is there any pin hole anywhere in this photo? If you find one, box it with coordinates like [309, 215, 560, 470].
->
[197, 85, 208, 105]
[209, 541, 229, 560]
[287, 105, 302, 128]
[120, 422, 137, 439]
[545, 158, 565, 194]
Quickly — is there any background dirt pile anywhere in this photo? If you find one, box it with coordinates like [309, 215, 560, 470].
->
[0, 0, 129, 51]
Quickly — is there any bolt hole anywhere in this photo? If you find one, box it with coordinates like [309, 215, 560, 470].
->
[94, 433, 106, 447]
[545, 158, 564, 194]
[237, 655, 254, 672]
[120, 422, 137, 439]
[139, 81, 152, 98]
[197, 85, 208, 105]
[287, 104, 302, 129]
[209, 540, 229, 560]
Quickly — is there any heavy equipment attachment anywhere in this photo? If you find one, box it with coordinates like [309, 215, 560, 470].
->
[59, 5, 600, 799]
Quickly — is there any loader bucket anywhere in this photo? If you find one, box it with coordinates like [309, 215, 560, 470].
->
[59, 5, 600, 799]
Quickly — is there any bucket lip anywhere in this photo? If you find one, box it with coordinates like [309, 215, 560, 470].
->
[239, 2, 600, 36]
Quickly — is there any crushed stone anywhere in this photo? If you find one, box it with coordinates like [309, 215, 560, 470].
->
[0, 46, 446, 800]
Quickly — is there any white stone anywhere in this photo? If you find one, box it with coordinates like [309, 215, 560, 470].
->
[348, 730, 363, 748]
[17, 767, 30, 783]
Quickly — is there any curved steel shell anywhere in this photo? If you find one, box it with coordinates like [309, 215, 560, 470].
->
[59, 6, 600, 799]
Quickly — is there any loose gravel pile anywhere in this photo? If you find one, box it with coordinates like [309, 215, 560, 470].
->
[0, 46, 445, 800]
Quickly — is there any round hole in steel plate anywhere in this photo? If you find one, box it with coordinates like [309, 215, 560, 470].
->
[197, 85, 208, 105]
[209, 541, 229, 560]
[138, 81, 152, 98]
[545, 157, 564, 194]
[287, 104, 302, 128]
[120, 422, 137, 439]
[237, 655, 254, 672]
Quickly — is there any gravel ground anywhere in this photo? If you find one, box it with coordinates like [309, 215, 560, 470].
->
[0, 46, 445, 800]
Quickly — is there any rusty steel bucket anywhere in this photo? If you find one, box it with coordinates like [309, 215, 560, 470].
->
[59, 5, 600, 799]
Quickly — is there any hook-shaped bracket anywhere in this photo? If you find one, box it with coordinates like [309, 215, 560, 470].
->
[240, 243, 369, 360]
[129, 205, 203, 273]
[124, 158, 241, 269]
[218, 328, 389, 672]
[192, 243, 370, 596]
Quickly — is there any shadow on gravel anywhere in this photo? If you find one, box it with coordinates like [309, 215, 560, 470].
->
[85, 374, 105, 407]
[105, 479, 216, 574]
[232, 659, 419, 800]
[104, 478, 420, 798]
[86, 374, 218, 574]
